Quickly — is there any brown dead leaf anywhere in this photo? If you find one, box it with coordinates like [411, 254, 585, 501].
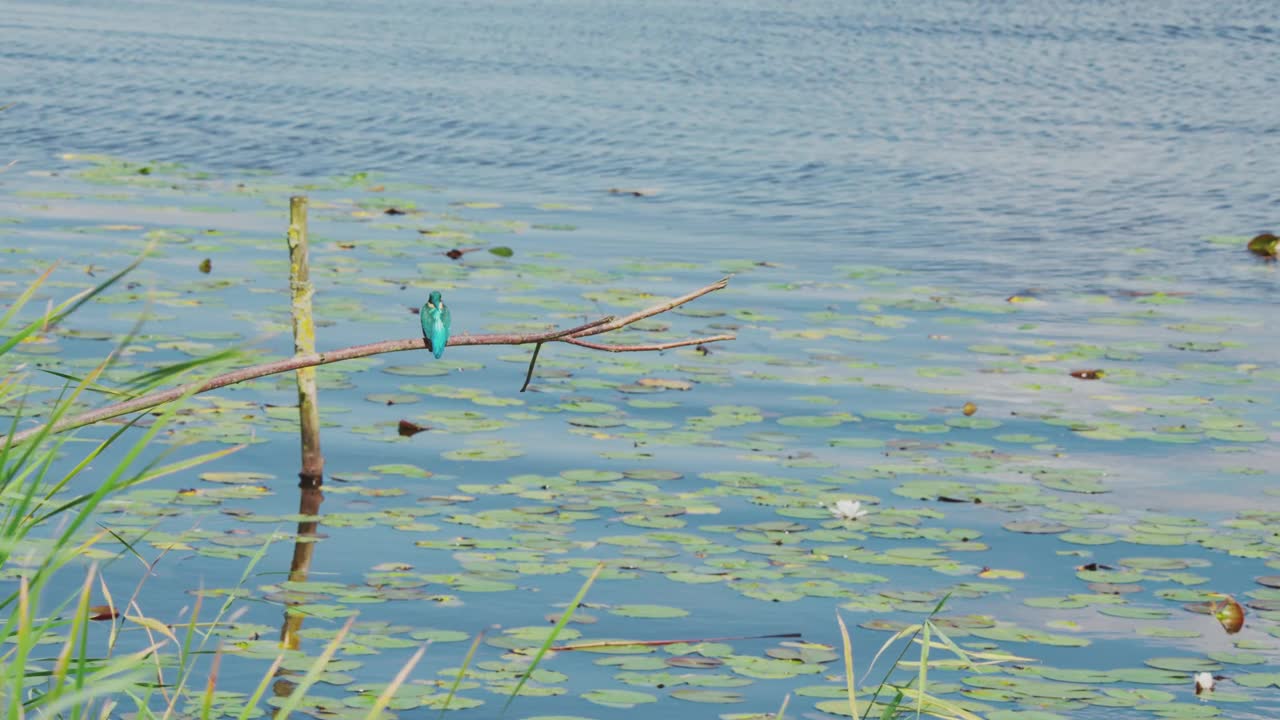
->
[1069, 369, 1105, 380]
[398, 420, 429, 437]
[88, 605, 118, 621]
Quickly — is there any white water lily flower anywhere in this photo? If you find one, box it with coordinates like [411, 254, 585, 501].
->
[830, 499, 869, 521]
[1194, 672, 1215, 695]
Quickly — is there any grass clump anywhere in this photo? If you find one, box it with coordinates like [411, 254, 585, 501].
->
[0, 256, 250, 717]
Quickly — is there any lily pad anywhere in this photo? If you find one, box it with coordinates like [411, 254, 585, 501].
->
[580, 689, 657, 708]
[669, 689, 744, 704]
[610, 605, 689, 619]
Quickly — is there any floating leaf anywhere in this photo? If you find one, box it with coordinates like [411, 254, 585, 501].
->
[636, 378, 693, 391]
[443, 440, 524, 462]
[610, 605, 689, 619]
[670, 689, 744, 703]
[370, 463, 432, 479]
[1144, 657, 1222, 673]
[1234, 672, 1280, 688]
[581, 689, 657, 708]
[1004, 520, 1070, 535]
[561, 469, 623, 483]
[994, 433, 1047, 445]
[1207, 651, 1266, 665]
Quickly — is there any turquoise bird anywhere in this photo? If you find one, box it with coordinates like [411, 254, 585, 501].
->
[420, 290, 451, 359]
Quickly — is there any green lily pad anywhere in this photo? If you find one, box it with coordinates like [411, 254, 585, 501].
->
[1004, 520, 1070, 534]
[1108, 668, 1189, 684]
[669, 689, 744, 703]
[610, 605, 689, 619]
[580, 689, 657, 708]
[1207, 651, 1266, 665]
[1143, 657, 1221, 673]
[370, 463, 432, 478]
[1234, 672, 1280, 688]
[561, 469, 624, 483]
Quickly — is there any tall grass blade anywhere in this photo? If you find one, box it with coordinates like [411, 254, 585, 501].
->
[501, 561, 604, 713]
[437, 630, 485, 717]
[364, 643, 427, 720]
[122, 346, 243, 393]
[0, 263, 57, 329]
[35, 368, 134, 397]
[8, 576, 32, 719]
[916, 622, 930, 720]
[271, 615, 356, 720]
[158, 586, 209, 718]
[235, 655, 285, 720]
[199, 647, 222, 720]
[48, 565, 97, 709]
[0, 248, 147, 357]
[20, 641, 166, 719]
[835, 610, 858, 719]
[861, 594, 951, 720]
[922, 623, 1031, 665]
[860, 623, 920, 685]
[880, 690, 904, 720]
[130, 443, 246, 485]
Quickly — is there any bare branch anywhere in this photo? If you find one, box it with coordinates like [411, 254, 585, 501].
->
[562, 334, 735, 353]
[569, 277, 730, 338]
[541, 316, 614, 340]
[11, 279, 732, 443]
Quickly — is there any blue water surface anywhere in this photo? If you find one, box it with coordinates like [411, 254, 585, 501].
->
[2, 2, 1280, 719]
[5, 0, 1279, 277]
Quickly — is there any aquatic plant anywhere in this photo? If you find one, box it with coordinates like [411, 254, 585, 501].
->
[0, 258, 247, 715]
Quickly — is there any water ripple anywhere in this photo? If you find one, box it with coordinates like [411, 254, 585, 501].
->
[3, 0, 1279, 286]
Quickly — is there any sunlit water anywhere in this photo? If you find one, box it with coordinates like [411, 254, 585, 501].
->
[2, 2, 1280, 719]
[7, 0, 1280, 274]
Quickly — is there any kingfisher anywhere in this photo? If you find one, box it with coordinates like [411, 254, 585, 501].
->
[420, 290, 451, 359]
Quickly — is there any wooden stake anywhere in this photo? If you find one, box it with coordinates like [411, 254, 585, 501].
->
[281, 197, 325, 649]
[287, 196, 324, 485]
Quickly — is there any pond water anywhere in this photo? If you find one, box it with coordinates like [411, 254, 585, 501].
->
[2, 1, 1279, 719]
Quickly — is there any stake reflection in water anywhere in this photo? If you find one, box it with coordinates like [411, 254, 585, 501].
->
[279, 478, 324, 650]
